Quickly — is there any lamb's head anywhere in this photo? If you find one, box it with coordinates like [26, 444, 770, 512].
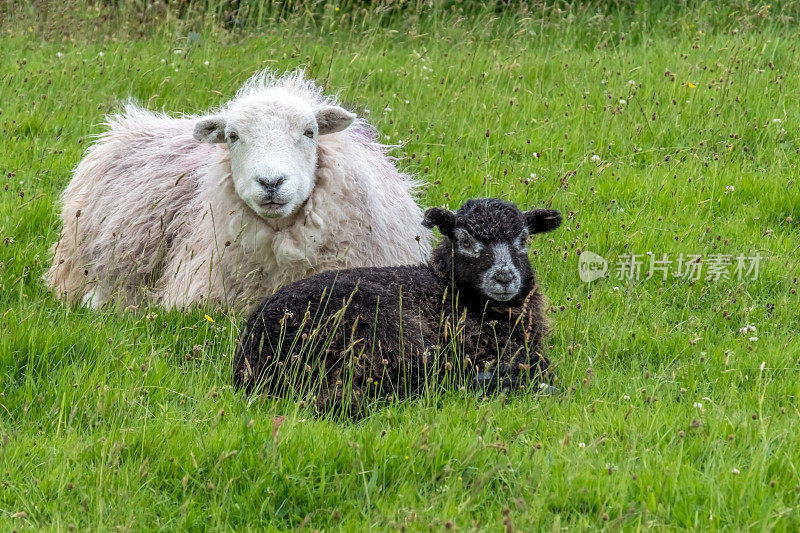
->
[193, 90, 355, 219]
[424, 198, 562, 303]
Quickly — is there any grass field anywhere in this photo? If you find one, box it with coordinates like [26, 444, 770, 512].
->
[2, 1, 800, 530]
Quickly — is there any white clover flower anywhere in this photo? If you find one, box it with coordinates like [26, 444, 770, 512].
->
[161, 59, 166, 63]
[619, 99, 627, 104]
[749, 336, 758, 342]
[590, 154, 601, 162]
[732, 468, 740, 475]
[204, 60, 210, 65]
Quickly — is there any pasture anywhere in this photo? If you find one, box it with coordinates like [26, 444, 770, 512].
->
[1, 1, 799, 529]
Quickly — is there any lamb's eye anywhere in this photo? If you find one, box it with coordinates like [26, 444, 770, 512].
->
[303, 129, 315, 139]
[227, 131, 239, 143]
[455, 230, 482, 256]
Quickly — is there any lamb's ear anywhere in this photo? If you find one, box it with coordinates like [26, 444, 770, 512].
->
[422, 207, 456, 238]
[525, 209, 562, 234]
[193, 116, 227, 143]
[315, 105, 356, 135]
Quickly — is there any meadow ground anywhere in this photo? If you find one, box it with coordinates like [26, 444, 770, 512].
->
[2, 1, 800, 530]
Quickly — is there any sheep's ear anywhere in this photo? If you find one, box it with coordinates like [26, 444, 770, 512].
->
[194, 116, 227, 143]
[525, 209, 562, 234]
[315, 106, 356, 135]
[422, 207, 456, 238]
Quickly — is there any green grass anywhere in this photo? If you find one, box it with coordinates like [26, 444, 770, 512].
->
[2, 1, 800, 530]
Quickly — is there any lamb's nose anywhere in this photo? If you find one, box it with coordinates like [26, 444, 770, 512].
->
[257, 175, 286, 193]
[493, 269, 514, 285]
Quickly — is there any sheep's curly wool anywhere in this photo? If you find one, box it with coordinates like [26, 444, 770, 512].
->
[234, 198, 562, 415]
[47, 70, 431, 310]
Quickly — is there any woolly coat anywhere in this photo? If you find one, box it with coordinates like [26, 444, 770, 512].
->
[234, 255, 550, 414]
[47, 72, 431, 310]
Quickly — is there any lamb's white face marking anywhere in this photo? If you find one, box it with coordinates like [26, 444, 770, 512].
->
[455, 228, 484, 257]
[481, 234, 526, 302]
[514, 228, 530, 253]
[194, 91, 355, 220]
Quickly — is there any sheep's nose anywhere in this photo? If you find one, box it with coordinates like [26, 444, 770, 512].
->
[493, 269, 515, 285]
[257, 175, 286, 193]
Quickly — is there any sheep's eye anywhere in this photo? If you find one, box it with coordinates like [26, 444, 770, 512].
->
[303, 129, 315, 139]
[227, 131, 239, 143]
[455, 229, 482, 256]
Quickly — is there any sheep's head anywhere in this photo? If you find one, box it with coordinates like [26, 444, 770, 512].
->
[193, 91, 355, 220]
[424, 198, 562, 303]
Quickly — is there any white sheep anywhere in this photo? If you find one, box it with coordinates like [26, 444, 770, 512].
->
[47, 70, 431, 310]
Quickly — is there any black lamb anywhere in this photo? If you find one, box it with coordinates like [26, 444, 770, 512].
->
[233, 198, 562, 414]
